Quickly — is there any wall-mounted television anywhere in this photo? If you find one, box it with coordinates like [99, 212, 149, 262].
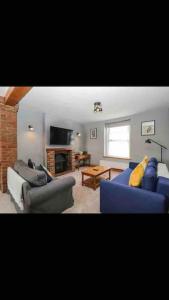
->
[50, 126, 73, 145]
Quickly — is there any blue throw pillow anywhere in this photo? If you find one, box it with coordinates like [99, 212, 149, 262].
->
[147, 161, 157, 170]
[141, 166, 157, 192]
[149, 157, 158, 165]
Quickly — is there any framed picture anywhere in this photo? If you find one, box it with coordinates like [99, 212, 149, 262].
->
[90, 128, 97, 139]
[141, 120, 155, 136]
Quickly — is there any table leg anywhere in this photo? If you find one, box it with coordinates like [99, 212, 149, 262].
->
[82, 173, 84, 186]
[93, 176, 97, 190]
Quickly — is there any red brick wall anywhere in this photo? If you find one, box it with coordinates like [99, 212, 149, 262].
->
[0, 103, 17, 193]
[47, 150, 55, 176]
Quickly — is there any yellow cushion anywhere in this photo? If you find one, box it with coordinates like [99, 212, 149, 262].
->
[143, 155, 148, 164]
[129, 163, 145, 187]
[140, 156, 148, 170]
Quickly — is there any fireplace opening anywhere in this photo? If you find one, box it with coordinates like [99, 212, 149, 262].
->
[55, 153, 69, 173]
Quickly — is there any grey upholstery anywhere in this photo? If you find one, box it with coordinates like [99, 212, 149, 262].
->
[14, 160, 47, 187]
[22, 176, 75, 213]
[36, 164, 53, 182]
[13, 160, 75, 213]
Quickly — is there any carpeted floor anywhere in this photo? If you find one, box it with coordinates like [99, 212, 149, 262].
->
[0, 167, 120, 214]
[0, 192, 17, 213]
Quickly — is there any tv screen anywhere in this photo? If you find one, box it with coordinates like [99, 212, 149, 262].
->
[50, 126, 73, 145]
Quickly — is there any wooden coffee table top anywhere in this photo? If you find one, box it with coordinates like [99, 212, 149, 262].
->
[81, 166, 111, 177]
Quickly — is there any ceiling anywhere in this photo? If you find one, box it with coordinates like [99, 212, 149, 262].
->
[1, 86, 169, 123]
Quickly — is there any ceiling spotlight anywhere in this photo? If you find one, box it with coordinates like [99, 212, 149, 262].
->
[94, 102, 103, 112]
[76, 132, 81, 136]
[28, 125, 34, 131]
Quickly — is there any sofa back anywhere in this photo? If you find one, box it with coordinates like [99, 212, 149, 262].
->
[7, 166, 26, 211]
[141, 166, 157, 192]
[141, 157, 158, 192]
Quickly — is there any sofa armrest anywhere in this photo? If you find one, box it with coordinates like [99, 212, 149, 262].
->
[23, 176, 75, 209]
[100, 180, 167, 213]
[129, 162, 139, 170]
[156, 176, 169, 201]
[7, 167, 26, 211]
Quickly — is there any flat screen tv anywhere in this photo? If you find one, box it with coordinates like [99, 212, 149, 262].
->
[50, 126, 73, 145]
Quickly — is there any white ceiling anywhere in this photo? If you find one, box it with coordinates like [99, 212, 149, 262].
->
[1, 86, 169, 123]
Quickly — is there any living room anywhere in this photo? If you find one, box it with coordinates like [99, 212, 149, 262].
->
[0, 86, 169, 213]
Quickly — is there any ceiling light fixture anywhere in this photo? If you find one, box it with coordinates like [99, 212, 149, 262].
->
[94, 102, 103, 112]
[28, 125, 34, 131]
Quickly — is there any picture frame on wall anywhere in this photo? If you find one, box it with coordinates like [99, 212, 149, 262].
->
[141, 120, 155, 136]
[90, 128, 97, 139]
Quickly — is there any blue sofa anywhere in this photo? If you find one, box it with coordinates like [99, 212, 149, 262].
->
[100, 158, 169, 213]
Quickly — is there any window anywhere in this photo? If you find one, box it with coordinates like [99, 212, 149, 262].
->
[104, 122, 130, 159]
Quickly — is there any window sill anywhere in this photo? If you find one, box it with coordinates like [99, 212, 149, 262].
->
[103, 156, 131, 160]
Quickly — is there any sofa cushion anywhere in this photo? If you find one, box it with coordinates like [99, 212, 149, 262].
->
[14, 160, 47, 187]
[36, 164, 53, 183]
[111, 168, 133, 185]
[147, 161, 157, 169]
[129, 163, 145, 187]
[28, 158, 36, 169]
[149, 157, 158, 165]
[143, 155, 149, 164]
[141, 165, 157, 192]
[14, 160, 27, 170]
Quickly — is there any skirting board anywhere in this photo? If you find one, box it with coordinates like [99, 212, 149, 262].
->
[100, 160, 129, 170]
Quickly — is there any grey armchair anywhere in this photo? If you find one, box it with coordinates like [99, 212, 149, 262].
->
[22, 176, 75, 213]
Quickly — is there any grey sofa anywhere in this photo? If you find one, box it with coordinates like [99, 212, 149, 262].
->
[12, 160, 76, 213]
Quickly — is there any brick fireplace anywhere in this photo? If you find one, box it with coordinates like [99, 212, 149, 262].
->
[46, 148, 75, 176]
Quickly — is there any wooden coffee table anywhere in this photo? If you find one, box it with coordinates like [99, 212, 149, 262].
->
[81, 166, 111, 190]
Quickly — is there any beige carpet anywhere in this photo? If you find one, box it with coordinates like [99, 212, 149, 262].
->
[0, 168, 120, 214]
[0, 192, 17, 213]
[62, 167, 120, 213]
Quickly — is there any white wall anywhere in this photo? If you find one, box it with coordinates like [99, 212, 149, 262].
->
[84, 108, 169, 167]
[17, 103, 45, 165]
[45, 113, 85, 150]
[17, 103, 86, 166]
[17, 103, 169, 168]
[44, 112, 86, 163]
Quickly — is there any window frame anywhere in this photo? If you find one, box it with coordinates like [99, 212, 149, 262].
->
[104, 122, 131, 160]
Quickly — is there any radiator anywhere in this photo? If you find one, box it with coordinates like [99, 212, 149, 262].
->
[100, 160, 129, 170]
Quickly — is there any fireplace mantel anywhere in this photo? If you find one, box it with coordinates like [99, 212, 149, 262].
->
[46, 148, 75, 176]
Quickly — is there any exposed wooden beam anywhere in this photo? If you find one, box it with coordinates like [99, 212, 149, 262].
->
[4, 87, 32, 106]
